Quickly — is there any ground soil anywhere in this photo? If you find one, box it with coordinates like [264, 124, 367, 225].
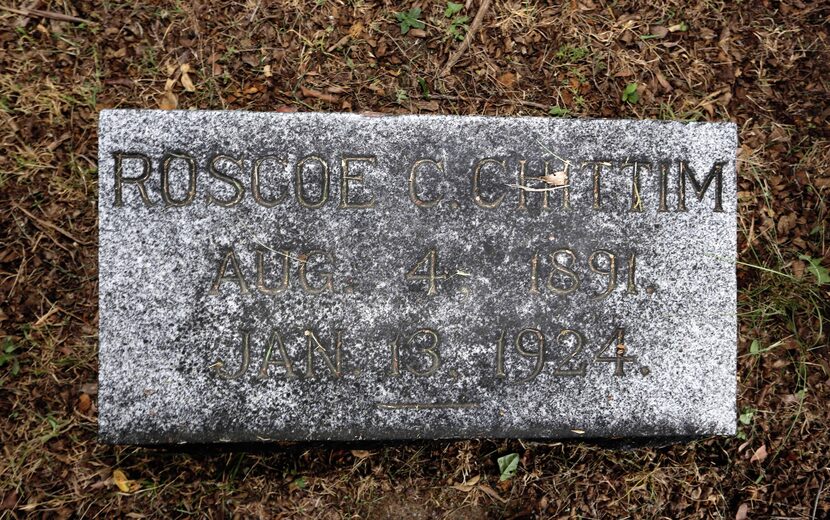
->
[1, 0, 829, 518]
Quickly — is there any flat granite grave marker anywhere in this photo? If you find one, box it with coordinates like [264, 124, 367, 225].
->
[98, 110, 737, 444]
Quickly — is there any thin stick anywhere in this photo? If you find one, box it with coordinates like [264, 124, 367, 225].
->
[0, 5, 95, 24]
[13, 204, 92, 246]
[440, 0, 493, 76]
[506, 183, 570, 192]
[429, 94, 549, 111]
[813, 477, 825, 520]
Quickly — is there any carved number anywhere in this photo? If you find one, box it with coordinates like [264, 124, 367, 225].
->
[405, 248, 447, 295]
[495, 326, 636, 381]
[530, 250, 638, 298]
[515, 329, 545, 383]
[588, 250, 617, 300]
[594, 326, 636, 377]
[553, 329, 586, 377]
[389, 328, 442, 377]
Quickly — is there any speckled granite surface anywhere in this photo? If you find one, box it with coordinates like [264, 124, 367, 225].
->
[98, 110, 737, 443]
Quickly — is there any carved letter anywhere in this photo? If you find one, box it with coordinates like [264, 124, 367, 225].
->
[252, 156, 288, 208]
[517, 159, 570, 210]
[658, 161, 670, 212]
[258, 329, 296, 379]
[295, 155, 329, 208]
[298, 250, 334, 294]
[678, 160, 724, 212]
[213, 329, 251, 380]
[581, 161, 610, 210]
[255, 247, 290, 295]
[472, 158, 506, 209]
[113, 152, 153, 207]
[209, 248, 250, 295]
[622, 160, 649, 212]
[340, 156, 377, 208]
[207, 154, 245, 207]
[409, 159, 444, 207]
[304, 329, 343, 379]
[161, 152, 197, 207]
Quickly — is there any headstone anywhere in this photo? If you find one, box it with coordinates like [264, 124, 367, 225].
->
[98, 110, 737, 444]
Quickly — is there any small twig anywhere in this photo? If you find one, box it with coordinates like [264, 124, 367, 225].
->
[429, 94, 550, 111]
[248, 0, 260, 23]
[445, 270, 472, 281]
[13, 204, 92, 246]
[252, 240, 307, 264]
[534, 138, 575, 167]
[813, 477, 825, 520]
[33, 300, 61, 328]
[506, 183, 570, 192]
[440, 0, 493, 76]
[0, 5, 95, 24]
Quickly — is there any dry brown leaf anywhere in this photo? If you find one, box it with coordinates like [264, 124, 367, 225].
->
[776, 213, 796, 235]
[655, 71, 672, 91]
[416, 100, 440, 111]
[452, 474, 481, 492]
[327, 35, 351, 52]
[77, 393, 91, 413]
[181, 72, 195, 92]
[80, 382, 98, 395]
[349, 22, 364, 38]
[792, 260, 805, 279]
[113, 469, 130, 492]
[242, 53, 260, 67]
[541, 170, 568, 186]
[478, 483, 507, 503]
[497, 72, 517, 88]
[781, 393, 801, 404]
[649, 26, 669, 38]
[301, 86, 337, 103]
[158, 91, 178, 110]
[0, 247, 20, 263]
[735, 502, 749, 520]
[350, 450, 372, 458]
[1, 491, 19, 510]
[750, 444, 768, 463]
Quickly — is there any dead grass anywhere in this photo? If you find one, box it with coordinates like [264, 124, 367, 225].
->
[1, 0, 829, 518]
